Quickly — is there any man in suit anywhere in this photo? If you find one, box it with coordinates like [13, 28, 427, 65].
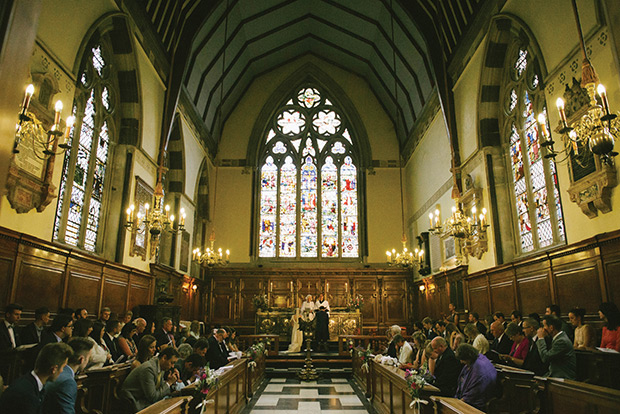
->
[468, 312, 487, 337]
[206, 329, 229, 369]
[0, 303, 23, 350]
[98, 307, 111, 327]
[545, 304, 574, 343]
[103, 319, 121, 361]
[21, 307, 50, 345]
[385, 325, 401, 358]
[489, 320, 513, 357]
[75, 308, 88, 320]
[121, 347, 180, 412]
[0, 342, 72, 414]
[41, 337, 93, 414]
[536, 315, 576, 379]
[435, 320, 449, 339]
[40, 314, 74, 347]
[429, 337, 462, 396]
[511, 310, 524, 327]
[175, 353, 206, 384]
[521, 317, 547, 376]
[422, 317, 437, 340]
[315, 306, 330, 352]
[193, 338, 209, 357]
[493, 312, 508, 329]
[155, 317, 177, 350]
[134, 317, 147, 342]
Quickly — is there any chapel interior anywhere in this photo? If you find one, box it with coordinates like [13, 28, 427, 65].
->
[1, 0, 620, 413]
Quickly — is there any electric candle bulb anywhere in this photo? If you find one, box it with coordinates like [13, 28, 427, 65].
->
[597, 84, 610, 116]
[556, 97, 568, 128]
[63, 115, 75, 141]
[22, 84, 35, 115]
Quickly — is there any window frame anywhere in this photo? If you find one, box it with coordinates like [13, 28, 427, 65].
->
[254, 84, 365, 262]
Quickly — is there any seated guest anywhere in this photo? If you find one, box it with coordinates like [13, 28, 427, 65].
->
[385, 325, 402, 358]
[489, 320, 513, 358]
[41, 314, 74, 346]
[176, 353, 206, 384]
[569, 307, 596, 350]
[21, 307, 50, 345]
[75, 308, 88, 320]
[155, 317, 176, 350]
[484, 315, 495, 340]
[451, 333, 466, 351]
[455, 344, 497, 411]
[598, 302, 620, 352]
[177, 343, 193, 361]
[41, 338, 93, 413]
[424, 340, 436, 376]
[446, 323, 460, 339]
[121, 347, 180, 412]
[422, 317, 437, 340]
[0, 342, 72, 414]
[428, 337, 462, 397]
[464, 323, 489, 355]
[435, 320, 448, 339]
[134, 318, 147, 342]
[88, 321, 112, 368]
[98, 307, 111, 326]
[393, 334, 413, 367]
[227, 327, 240, 352]
[206, 329, 229, 369]
[0, 303, 23, 350]
[468, 312, 486, 337]
[118, 322, 138, 358]
[500, 323, 529, 366]
[176, 326, 191, 346]
[193, 338, 209, 357]
[187, 321, 201, 346]
[412, 321, 424, 333]
[401, 332, 427, 371]
[493, 312, 507, 328]
[119, 311, 133, 329]
[103, 320, 122, 361]
[510, 310, 523, 327]
[546, 304, 574, 342]
[131, 335, 157, 371]
[73, 318, 94, 338]
[521, 318, 547, 375]
[537, 315, 576, 379]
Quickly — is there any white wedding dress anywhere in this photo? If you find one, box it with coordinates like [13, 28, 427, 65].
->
[284, 310, 304, 353]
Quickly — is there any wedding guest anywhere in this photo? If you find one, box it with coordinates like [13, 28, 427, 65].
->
[40, 315, 74, 346]
[393, 334, 413, 367]
[0, 303, 23, 350]
[451, 333, 466, 351]
[455, 344, 497, 410]
[546, 304, 574, 342]
[206, 329, 229, 369]
[0, 343, 72, 414]
[510, 310, 523, 327]
[193, 338, 209, 357]
[598, 302, 620, 352]
[500, 323, 529, 366]
[569, 307, 595, 350]
[177, 343, 193, 361]
[177, 353, 206, 385]
[493, 312, 507, 328]
[429, 337, 462, 397]
[131, 335, 157, 371]
[227, 328, 240, 352]
[435, 320, 448, 339]
[489, 320, 513, 357]
[103, 320, 121, 361]
[187, 320, 201, 346]
[21, 307, 50, 345]
[98, 307, 111, 326]
[464, 323, 489, 355]
[88, 321, 112, 368]
[134, 317, 147, 342]
[537, 315, 576, 379]
[468, 312, 487, 337]
[422, 317, 437, 340]
[521, 318, 547, 375]
[155, 318, 176, 350]
[75, 308, 88, 320]
[41, 337, 93, 414]
[385, 325, 402, 358]
[117, 322, 138, 358]
[410, 332, 427, 370]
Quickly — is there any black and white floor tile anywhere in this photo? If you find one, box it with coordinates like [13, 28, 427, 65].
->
[246, 377, 373, 414]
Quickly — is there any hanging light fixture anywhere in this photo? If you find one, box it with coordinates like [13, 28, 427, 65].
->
[539, 0, 618, 165]
[193, 6, 230, 268]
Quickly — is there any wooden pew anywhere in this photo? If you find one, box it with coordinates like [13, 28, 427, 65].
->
[370, 360, 440, 414]
[81, 362, 132, 414]
[247, 350, 266, 397]
[136, 396, 193, 414]
[537, 377, 620, 414]
[0, 345, 38, 384]
[575, 349, 620, 390]
[338, 335, 413, 356]
[351, 347, 371, 397]
[236, 335, 279, 355]
[431, 396, 485, 414]
[487, 364, 538, 414]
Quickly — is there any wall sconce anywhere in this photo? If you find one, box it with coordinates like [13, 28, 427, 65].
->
[428, 283, 436, 293]
[182, 282, 190, 293]
[192, 284, 198, 291]
[419, 284, 426, 292]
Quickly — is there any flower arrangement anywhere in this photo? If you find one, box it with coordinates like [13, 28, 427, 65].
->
[356, 344, 373, 372]
[347, 294, 364, 311]
[196, 365, 219, 395]
[246, 341, 266, 371]
[404, 369, 428, 412]
[252, 294, 268, 310]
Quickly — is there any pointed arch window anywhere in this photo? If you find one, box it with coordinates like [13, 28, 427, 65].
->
[257, 87, 360, 259]
[53, 44, 116, 252]
[504, 48, 565, 254]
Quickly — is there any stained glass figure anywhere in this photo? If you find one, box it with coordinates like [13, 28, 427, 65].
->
[257, 85, 360, 260]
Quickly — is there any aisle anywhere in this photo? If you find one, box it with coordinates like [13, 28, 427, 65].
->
[246, 377, 373, 414]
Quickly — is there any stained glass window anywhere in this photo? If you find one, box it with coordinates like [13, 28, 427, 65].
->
[505, 47, 565, 254]
[257, 86, 360, 259]
[53, 43, 115, 252]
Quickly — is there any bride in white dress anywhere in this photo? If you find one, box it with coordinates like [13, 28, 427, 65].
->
[284, 308, 304, 353]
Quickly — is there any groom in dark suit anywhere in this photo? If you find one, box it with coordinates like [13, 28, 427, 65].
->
[0, 342, 72, 414]
[536, 315, 576, 379]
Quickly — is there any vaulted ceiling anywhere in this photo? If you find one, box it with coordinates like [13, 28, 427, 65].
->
[134, 0, 486, 153]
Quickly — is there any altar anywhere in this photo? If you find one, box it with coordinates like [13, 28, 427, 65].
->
[255, 309, 362, 341]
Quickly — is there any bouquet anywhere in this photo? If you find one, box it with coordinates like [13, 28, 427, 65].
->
[404, 369, 428, 412]
[196, 365, 219, 395]
[347, 294, 364, 311]
[252, 294, 268, 310]
[245, 341, 266, 371]
[356, 344, 373, 372]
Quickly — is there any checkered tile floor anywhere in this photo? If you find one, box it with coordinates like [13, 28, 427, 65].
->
[245, 378, 372, 414]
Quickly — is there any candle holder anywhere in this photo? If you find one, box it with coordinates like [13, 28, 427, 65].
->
[192, 231, 230, 267]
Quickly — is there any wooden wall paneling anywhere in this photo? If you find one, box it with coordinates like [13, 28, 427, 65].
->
[0, 256, 14, 309]
[604, 259, 620, 304]
[212, 278, 235, 323]
[327, 278, 349, 308]
[66, 269, 102, 312]
[270, 278, 292, 308]
[101, 269, 129, 315]
[355, 278, 379, 328]
[297, 277, 321, 301]
[382, 278, 408, 325]
[516, 273, 551, 315]
[127, 273, 151, 312]
[14, 255, 65, 311]
[467, 275, 490, 316]
[489, 280, 515, 315]
[553, 262, 603, 314]
[239, 278, 261, 325]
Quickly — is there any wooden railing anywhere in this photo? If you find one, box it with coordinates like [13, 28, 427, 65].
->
[351, 347, 371, 397]
[431, 396, 485, 414]
[237, 334, 280, 355]
[338, 335, 391, 356]
[247, 350, 266, 397]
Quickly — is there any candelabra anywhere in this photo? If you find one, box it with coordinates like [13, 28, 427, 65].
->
[125, 182, 185, 259]
[13, 84, 74, 158]
[386, 235, 424, 269]
[192, 231, 230, 267]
